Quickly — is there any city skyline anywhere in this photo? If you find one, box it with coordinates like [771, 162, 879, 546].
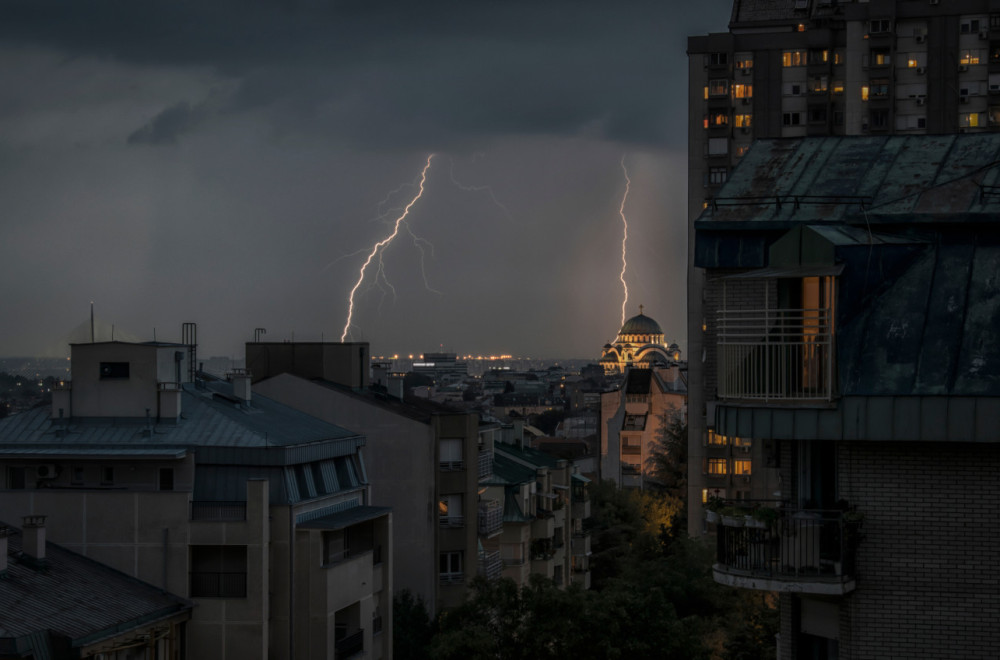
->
[0, 1, 728, 359]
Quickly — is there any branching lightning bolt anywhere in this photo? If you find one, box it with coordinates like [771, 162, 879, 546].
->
[448, 158, 513, 222]
[618, 155, 631, 328]
[341, 154, 435, 342]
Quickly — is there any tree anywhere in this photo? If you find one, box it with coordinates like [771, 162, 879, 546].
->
[393, 590, 435, 660]
[646, 410, 688, 500]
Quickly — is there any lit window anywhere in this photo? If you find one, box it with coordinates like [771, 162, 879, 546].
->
[832, 80, 845, 94]
[706, 458, 728, 475]
[862, 85, 870, 101]
[782, 50, 807, 67]
[735, 52, 753, 70]
[708, 79, 728, 96]
[706, 430, 729, 446]
[871, 78, 889, 97]
[809, 76, 828, 93]
[735, 145, 750, 158]
[871, 49, 891, 66]
[710, 112, 729, 127]
[733, 83, 753, 99]
[960, 50, 983, 65]
[734, 114, 752, 128]
[809, 49, 829, 64]
[961, 112, 984, 128]
[734, 460, 752, 475]
[834, 50, 844, 65]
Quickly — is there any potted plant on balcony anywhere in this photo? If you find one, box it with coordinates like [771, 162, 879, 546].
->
[746, 506, 779, 529]
[705, 496, 724, 524]
[720, 506, 745, 527]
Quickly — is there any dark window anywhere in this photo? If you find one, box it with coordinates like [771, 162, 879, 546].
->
[809, 106, 828, 123]
[72, 466, 84, 484]
[871, 109, 889, 129]
[709, 167, 728, 185]
[190, 545, 247, 598]
[99, 362, 130, 379]
[871, 78, 889, 97]
[870, 19, 891, 34]
[159, 468, 174, 491]
[335, 456, 357, 488]
[100, 466, 114, 485]
[708, 52, 728, 66]
[833, 111, 845, 126]
[6, 467, 25, 489]
[783, 112, 802, 126]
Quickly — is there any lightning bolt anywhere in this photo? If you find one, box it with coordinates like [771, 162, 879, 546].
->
[448, 158, 513, 222]
[618, 155, 631, 328]
[341, 154, 435, 342]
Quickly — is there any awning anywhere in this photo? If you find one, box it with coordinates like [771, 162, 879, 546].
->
[717, 264, 844, 280]
[296, 505, 391, 531]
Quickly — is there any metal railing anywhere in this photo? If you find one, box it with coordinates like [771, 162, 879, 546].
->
[478, 499, 503, 536]
[717, 307, 834, 401]
[478, 550, 503, 580]
[439, 515, 465, 528]
[439, 571, 465, 585]
[478, 450, 494, 480]
[190, 501, 247, 522]
[334, 630, 364, 659]
[190, 571, 247, 598]
[715, 508, 860, 582]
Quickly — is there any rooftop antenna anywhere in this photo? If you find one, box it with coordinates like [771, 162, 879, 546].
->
[254, 328, 267, 342]
[90, 301, 94, 343]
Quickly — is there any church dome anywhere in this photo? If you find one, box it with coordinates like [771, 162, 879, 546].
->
[620, 312, 662, 336]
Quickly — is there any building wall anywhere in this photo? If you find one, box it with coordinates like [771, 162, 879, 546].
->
[254, 372, 438, 610]
[835, 440, 1000, 659]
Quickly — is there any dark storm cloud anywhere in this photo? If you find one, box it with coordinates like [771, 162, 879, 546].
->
[127, 101, 208, 145]
[3, 0, 717, 150]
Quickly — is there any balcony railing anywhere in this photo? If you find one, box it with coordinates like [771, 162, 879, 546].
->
[334, 630, 364, 659]
[439, 515, 465, 528]
[478, 450, 494, 480]
[717, 307, 834, 401]
[190, 501, 247, 522]
[713, 508, 860, 595]
[478, 499, 503, 536]
[478, 550, 503, 580]
[190, 571, 247, 598]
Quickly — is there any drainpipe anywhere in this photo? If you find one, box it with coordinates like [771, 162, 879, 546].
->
[289, 503, 295, 660]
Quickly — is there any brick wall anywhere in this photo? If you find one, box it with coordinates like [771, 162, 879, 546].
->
[836, 441, 1000, 659]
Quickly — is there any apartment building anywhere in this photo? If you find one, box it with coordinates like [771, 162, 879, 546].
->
[599, 365, 687, 490]
[0, 337, 391, 660]
[687, 0, 1000, 536]
[247, 342, 487, 611]
[693, 133, 1000, 658]
[484, 434, 593, 590]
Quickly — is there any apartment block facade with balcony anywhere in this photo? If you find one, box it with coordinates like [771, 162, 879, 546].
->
[0, 338, 391, 660]
[250, 342, 488, 611]
[599, 365, 687, 490]
[688, 0, 1000, 547]
[692, 134, 1000, 659]
[482, 438, 593, 591]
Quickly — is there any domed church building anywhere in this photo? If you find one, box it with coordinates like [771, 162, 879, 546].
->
[600, 305, 680, 375]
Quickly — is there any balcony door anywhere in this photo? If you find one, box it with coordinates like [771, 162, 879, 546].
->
[798, 440, 837, 509]
[778, 276, 835, 397]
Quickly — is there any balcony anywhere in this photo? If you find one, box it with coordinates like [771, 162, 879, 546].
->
[712, 508, 860, 595]
[478, 549, 503, 581]
[477, 449, 494, 480]
[717, 307, 834, 401]
[478, 498, 503, 537]
[334, 630, 363, 660]
[190, 501, 247, 522]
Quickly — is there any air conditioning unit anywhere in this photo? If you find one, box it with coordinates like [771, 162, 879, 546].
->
[741, 126, 751, 134]
[741, 67, 751, 76]
[916, 66, 926, 75]
[961, 95, 970, 103]
[959, 65, 969, 72]
[915, 34, 927, 43]
[35, 464, 58, 479]
[916, 97, 926, 105]
[742, 98, 751, 105]
[980, 31, 989, 40]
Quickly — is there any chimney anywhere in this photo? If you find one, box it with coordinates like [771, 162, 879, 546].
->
[387, 374, 406, 400]
[0, 526, 8, 576]
[230, 368, 252, 405]
[21, 515, 46, 563]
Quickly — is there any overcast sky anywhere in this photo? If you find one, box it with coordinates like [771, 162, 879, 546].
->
[0, 1, 729, 360]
